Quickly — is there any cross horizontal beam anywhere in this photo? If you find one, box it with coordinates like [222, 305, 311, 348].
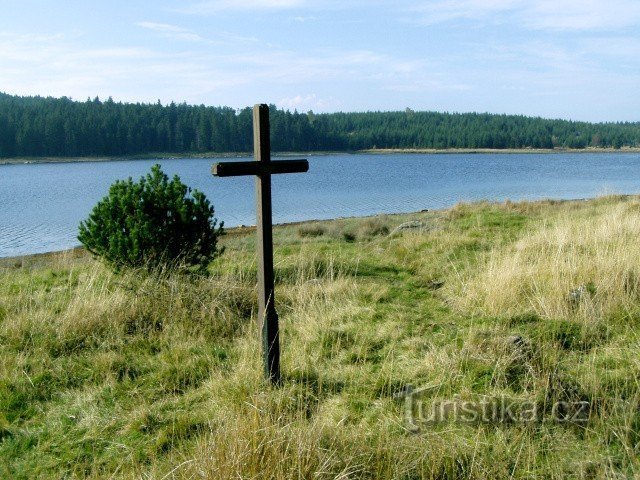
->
[212, 159, 309, 177]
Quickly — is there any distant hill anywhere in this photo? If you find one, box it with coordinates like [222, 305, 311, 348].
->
[0, 92, 639, 158]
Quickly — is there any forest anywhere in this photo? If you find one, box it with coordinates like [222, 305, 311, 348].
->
[0, 91, 639, 157]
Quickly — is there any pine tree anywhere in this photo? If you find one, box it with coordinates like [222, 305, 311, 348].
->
[78, 165, 223, 271]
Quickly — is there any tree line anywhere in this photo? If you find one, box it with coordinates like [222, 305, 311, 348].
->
[0, 92, 639, 158]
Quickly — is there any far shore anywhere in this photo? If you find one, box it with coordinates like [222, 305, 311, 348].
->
[2, 146, 640, 165]
[362, 146, 640, 155]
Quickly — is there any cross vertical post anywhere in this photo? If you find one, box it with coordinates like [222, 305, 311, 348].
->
[211, 104, 308, 385]
[253, 104, 280, 384]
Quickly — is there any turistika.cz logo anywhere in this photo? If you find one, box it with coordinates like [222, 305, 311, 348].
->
[394, 385, 591, 432]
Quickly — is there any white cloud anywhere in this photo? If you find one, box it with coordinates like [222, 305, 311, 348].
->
[0, 31, 245, 104]
[406, 0, 640, 31]
[385, 78, 472, 93]
[176, 0, 381, 15]
[293, 15, 316, 22]
[468, 33, 640, 79]
[407, 0, 519, 25]
[0, 31, 402, 110]
[278, 93, 341, 111]
[579, 36, 640, 61]
[524, 0, 640, 31]
[76, 47, 156, 60]
[215, 48, 390, 85]
[0, 33, 66, 62]
[178, 0, 305, 14]
[136, 21, 207, 42]
[136, 20, 258, 45]
[136, 21, 186, 33]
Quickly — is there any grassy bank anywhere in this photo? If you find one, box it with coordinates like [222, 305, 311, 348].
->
[1, 197, 639, 478]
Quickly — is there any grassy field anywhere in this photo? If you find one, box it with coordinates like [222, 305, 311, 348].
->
[1, 196, 639, 479]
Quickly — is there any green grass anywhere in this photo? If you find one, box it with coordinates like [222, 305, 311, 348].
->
[1, 197, 639, 478]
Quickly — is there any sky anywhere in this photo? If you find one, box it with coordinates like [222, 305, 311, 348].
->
[1, 0, 639, 122]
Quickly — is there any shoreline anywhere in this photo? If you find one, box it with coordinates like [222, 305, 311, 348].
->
[2, 147, 640, 165]
[0, 198, 601, 265]
[0, 209, 432, 264]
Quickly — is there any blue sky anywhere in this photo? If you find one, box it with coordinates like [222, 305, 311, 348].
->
[1, 0, 639, 121]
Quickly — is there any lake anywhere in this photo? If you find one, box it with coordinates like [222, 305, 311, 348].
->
[1, 152, 640, 258]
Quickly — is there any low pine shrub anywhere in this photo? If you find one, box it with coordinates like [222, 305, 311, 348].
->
[78, 164, 223, 271]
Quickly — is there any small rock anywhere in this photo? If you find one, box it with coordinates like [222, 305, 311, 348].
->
[568, 285, 588, 307]
[426, 279, 445, 290]
[505, 335, 531, 359]
[389, 221, 425, 236]
[506, 335, 526, 348]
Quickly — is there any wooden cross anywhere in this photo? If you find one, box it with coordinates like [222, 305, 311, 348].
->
[212, 104, 309, 385]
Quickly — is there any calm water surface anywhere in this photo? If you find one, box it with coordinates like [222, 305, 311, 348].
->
[1, 152, 639, 257]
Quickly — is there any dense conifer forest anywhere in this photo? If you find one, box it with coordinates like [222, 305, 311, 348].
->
[0, 92, 639, 157]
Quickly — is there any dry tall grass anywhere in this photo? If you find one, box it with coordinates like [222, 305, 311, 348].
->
[449, 197, 640, 323]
